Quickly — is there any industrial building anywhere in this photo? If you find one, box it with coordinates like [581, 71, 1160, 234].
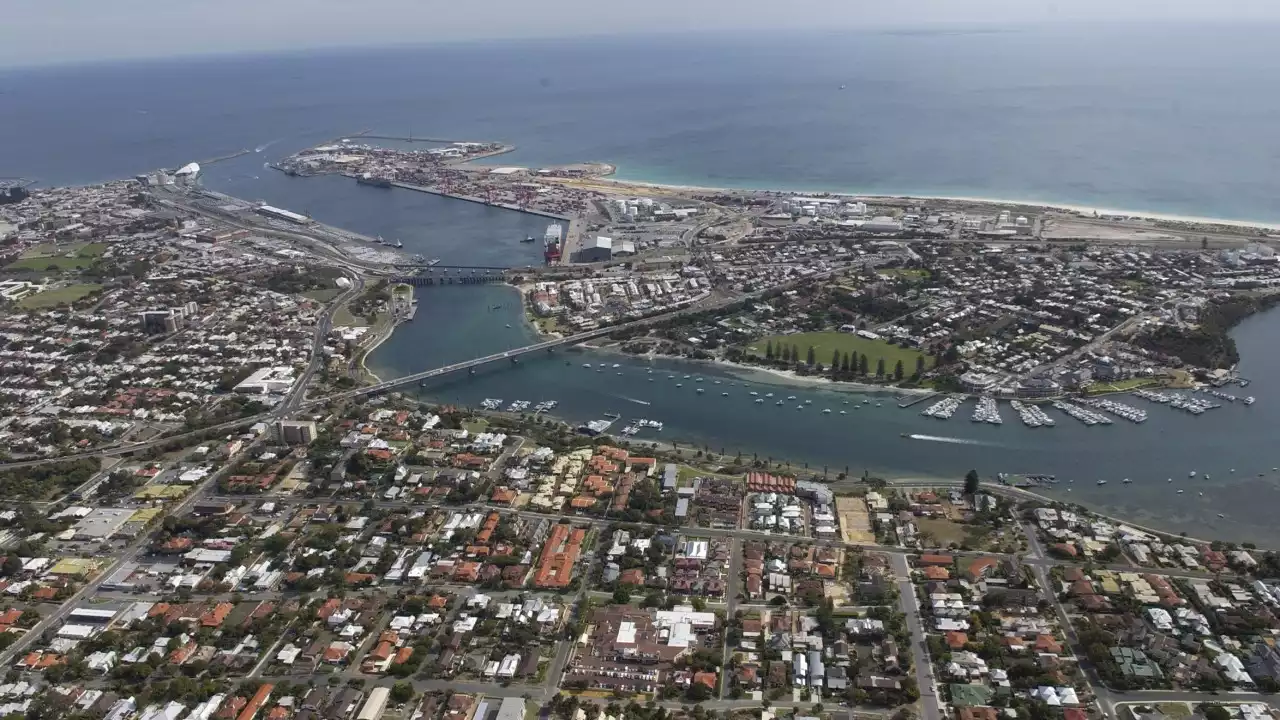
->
[574, 236, 614, 263]
[495, 697, 526, 720]
[73, 508, 135, 540]
[356, 687, 389, 720]
[255, 204, 312, 225]
[233, 366, 297, 395]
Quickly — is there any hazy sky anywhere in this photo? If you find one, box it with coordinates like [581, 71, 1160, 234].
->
[4, 0, 1279, 68]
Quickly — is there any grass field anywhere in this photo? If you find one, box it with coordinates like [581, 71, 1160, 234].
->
[18, 283, 102, 309]
[7, 242, 108, 272]
[748, 331, 932, 373]
[462, 418, 490, 434]
[1085, 377, 1161, 395]
[302, 288, 342, 303]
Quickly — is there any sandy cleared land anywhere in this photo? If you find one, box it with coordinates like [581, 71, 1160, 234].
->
[835, 496, 875, 544]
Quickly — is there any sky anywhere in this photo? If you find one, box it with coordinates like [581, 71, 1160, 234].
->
[4, 0, 1280, 68]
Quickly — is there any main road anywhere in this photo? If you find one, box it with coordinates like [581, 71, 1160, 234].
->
[890, 553, 942, 720]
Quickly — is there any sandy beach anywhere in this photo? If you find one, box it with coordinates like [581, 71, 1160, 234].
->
[566, 172, 1280, 233]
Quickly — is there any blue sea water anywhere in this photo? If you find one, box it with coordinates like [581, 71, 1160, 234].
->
[4, 24, 1280, 222]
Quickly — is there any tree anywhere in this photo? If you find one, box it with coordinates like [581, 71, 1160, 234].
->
[915, 355, 926, 377]
[791, 345, 799, 364]
[841, 352, 851, 373]
[893, 360, 904, 381]
[612, 588, 632, 605]
[831, 350, 841, 374]
[858, 354, 869, 376]
[390, 682, 415, 704]
[875, 358, 885, 378]
[1203, 707, 1231, 720]
[806, 346, 816, 366]
[963, 469, 980, 495]
[765, 341, 774, 360]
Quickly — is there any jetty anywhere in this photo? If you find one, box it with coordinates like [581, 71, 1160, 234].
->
[388, 180, 573, 222]
[898, 392, 939, 409]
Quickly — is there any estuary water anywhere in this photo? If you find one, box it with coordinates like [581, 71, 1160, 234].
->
[368, 282, 1280, 545]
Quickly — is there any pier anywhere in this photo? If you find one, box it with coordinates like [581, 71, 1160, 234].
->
[898, 392, 939, 409]
[388, 180, 573, 222]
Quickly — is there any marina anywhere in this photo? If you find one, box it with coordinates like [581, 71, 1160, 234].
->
[921, 395, 963, 419]
[1080, 397, 1148, 423]
[1010, 400, 1056, 428]
[971, 396, 1003, 425]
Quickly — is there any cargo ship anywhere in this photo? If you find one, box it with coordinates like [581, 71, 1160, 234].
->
[356, 173, 392, 188]
[544, 223, 563, 263]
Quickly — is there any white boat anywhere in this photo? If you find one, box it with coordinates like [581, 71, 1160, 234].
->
[1189, 470, 1197, 477]
[755, 398, 764, 404]
[776, 401, 784, 406]
[823, 409, 832, 414]
[721, 392, 729, 397]
[804, 399, 812, 405]
[839, 410, 847, 415]
[1122, 478, 1132, 484]
[1097, 480, 1107, 485]
[787, 396, 797, 401]
[696, 388, 704, 394]
[582, 363, 592, 369]
[750, 391, 758, 396]
[611, 363, 620, 369]
[676, 383, 683, 388]
[1177, 489, 1185, 494]
[765, 393, 774, 398]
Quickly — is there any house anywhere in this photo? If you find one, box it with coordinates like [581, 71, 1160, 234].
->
[966, 558, 999, 581]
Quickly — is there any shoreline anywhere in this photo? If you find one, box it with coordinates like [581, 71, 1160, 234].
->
[579, 342, 932, 394]
[587, 173, 1280, 233]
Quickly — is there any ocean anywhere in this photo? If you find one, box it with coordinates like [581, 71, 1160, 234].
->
[5, 24, 1280, 222]
[7, 24, 1280, 542]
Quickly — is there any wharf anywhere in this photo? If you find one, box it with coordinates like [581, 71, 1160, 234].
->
[198, 148, 251, 166]
[898, 392, 939, 409]
[387, 180, 572, 222]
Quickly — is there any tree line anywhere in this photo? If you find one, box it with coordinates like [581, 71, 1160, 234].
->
[756, 340, 927, 383]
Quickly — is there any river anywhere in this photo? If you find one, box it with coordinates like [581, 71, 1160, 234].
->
[200, 163, 1280, 546]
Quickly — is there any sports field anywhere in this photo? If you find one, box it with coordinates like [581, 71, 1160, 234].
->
[747, 331, 932, 373]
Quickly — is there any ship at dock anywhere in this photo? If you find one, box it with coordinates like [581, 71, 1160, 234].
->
[544, 223, 563, 263]
[356, 173, 393, 188]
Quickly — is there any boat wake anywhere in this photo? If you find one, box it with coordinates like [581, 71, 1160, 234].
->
[620, 396, 652, 406]
[255, 139, 282, 153]
[905, 433, 999, 447]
